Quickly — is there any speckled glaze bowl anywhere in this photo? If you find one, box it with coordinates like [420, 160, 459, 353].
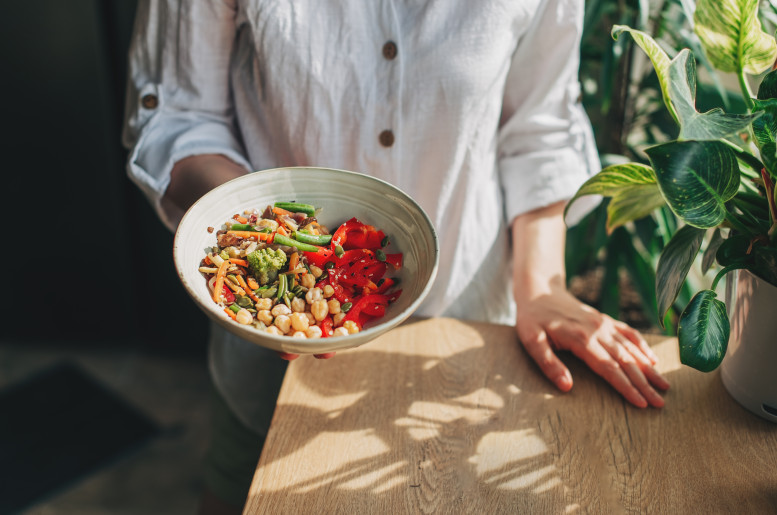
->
[173, 167, 439, 354]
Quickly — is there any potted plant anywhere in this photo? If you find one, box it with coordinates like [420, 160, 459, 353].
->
[566, 0, 777, 421]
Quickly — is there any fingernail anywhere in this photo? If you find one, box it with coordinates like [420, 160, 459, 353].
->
[556, 373, 573, 391]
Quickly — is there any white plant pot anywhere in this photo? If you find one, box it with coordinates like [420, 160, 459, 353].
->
[722, 269, 777, 423]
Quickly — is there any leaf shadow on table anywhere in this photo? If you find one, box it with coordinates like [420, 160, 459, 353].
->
[248, 319, 624, 512]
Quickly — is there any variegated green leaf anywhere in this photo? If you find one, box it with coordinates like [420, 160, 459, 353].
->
[669, 50, 761, 140]
[701, 228, 724, 274]
[753, 72, 777, 176]
[678, 289, 729, 372]
[612, 25, 677, 123]
[645, 140, 739, 228]
[694, 0, 777, 75]
[656, 225, 705, 326]
[564, 163, 665, 232]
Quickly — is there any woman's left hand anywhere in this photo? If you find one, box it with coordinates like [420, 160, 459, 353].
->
[511, 200, 669, 408]
[515, 284, 669, 408]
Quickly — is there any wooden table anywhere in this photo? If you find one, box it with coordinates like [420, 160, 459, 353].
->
[244, 318, 777, 513]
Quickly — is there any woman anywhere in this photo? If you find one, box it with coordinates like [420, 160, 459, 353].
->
[124, 0, 669, 511]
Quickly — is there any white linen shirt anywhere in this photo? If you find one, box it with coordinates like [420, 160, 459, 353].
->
[124, 0, 600, 430]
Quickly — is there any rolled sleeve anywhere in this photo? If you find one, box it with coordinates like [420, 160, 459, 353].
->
[498, 0, 601, 225]
[122, 0, 252, 231]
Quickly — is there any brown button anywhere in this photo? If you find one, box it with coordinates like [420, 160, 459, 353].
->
[141, 94, 159, 109]
[379, 130, 395, 147]
[382, 41, 397, 60]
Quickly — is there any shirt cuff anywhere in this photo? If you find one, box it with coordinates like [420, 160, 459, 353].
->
[126, 108, 252, 232]
[500, 147, 592, 223]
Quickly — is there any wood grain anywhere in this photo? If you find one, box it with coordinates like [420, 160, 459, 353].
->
[244, 318, 777, 514]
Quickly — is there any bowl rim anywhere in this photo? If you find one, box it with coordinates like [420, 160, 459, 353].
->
[172, 166, 440, 353]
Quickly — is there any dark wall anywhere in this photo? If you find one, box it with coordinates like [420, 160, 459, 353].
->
[0, 1, 208, 352]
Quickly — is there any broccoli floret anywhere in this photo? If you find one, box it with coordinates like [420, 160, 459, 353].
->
[246, 248, 287, 286]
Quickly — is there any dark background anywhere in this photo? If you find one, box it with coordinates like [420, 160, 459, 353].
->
[1, 1, 208, 352]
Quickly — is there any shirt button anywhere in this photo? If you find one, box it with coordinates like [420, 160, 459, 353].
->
[382, 41, 397, 60]
[141, 94, 159, 109]
[379, 130, 395, 147]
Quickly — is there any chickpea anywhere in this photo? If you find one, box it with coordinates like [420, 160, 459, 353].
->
[274, 314, 291, 334]
[309, 265, 323, 278]
[265, 325, 282, 335]
[235, 309, 253, 325]
[343, 320, 360, 334]
[255, 298, 273, 311]
[333, 312, 346, 327]
[290, 312, 310, 332]
[327, 298, 341, 315]
[290, 297, 306, 313]
[305, 312, 317, 325]
[311, 299, 329, 322]
[333, 327, 349, 337]
[305, 287, 323, 304]
[256, 310, 274, 325]
[300, 273, 316, 289]
[271, 304, 292, 317]
[306, 326, 323, 339]
[322, 285, 335, 298]
[291, 331, 307, 339]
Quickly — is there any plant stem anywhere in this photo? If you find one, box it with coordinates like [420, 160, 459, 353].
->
[738, 69, 755, 111]
[711, 263, 749, 291]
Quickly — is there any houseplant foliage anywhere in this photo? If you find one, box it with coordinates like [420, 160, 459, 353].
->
[566, 0, 777, 372]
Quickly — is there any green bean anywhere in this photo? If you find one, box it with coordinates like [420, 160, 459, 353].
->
[274, 202, 316, 216]
[276, 274, 287, 300]
[273, 234, 321, 252]
[229, 304, 241, 314]
[229, 223, 257, 231]
[293, 231, 332, 246]
[334, 245, 344, 258]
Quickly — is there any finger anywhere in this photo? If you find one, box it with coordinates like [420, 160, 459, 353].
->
[520, 329, 573, 392]
[569, 341, 648, 408]
[613, 319, 659, 364]
[277, 352, 300, 360]
[314, 352, 336, 359]
[602, 334, 665, 408]
[618, 336, 670, 391]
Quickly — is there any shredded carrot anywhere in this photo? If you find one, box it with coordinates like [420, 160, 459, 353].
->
[224, 307, 237, 320]
[212, 259, 230, 303]
[288, 252, 299, 276]
[236, 274, 260, 302]
[272, 206, 293, 217]
[227, 230, 273, 241]
[224, 277, 245, 295]
[276, 225, 288, 237]
[230, 258, 248, 267]
[247, 277, 260, 290]
[233, 214, 248, 224]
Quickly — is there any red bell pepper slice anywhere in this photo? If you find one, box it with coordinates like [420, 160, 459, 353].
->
[324, 271, 353, 304]
[331, 218, 386, 250]
[303, 247, 335, 268]
[343, 293, 392, 328]
[320, 317, 333, 337]
[375, 277, 395, 294]
[222, 285, 235, 303]
[384, 253, 403, 270]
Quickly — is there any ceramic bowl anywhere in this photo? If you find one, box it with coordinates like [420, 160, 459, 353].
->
[173, 167, 439, 354]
